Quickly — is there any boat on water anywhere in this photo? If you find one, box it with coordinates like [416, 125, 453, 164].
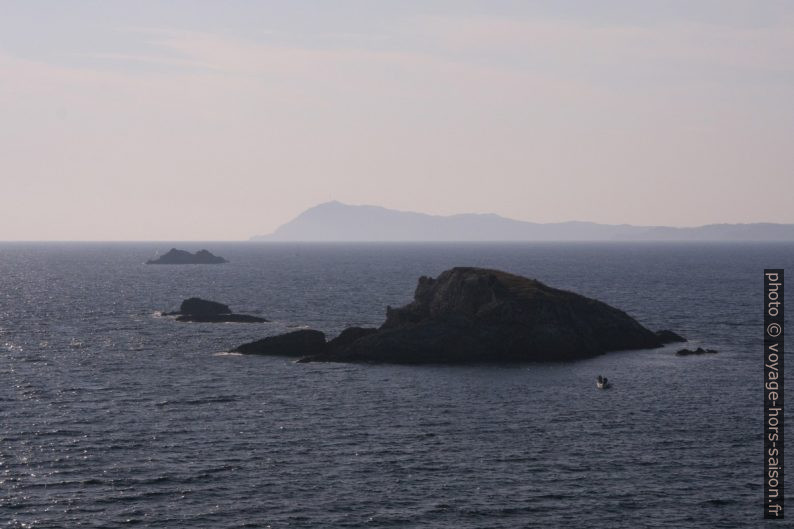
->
[596, 375, 611, 389]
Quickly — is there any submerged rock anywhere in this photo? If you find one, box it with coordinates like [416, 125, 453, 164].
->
[234, 329, 327, 356]
[167, 297, 267, 323]
[240, 267, 686, 364]
[676, 347, 718, 356]
[146, 248, 227, 265]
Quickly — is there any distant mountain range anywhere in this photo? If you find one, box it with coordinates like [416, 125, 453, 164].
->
[251, 201, 794, 242]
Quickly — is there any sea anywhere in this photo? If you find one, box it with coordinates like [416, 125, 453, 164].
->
[1, 242, 791, 529]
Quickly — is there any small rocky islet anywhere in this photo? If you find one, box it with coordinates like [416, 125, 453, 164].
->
[165, 297, 267, 323]
[232, 267, 688, 364]
[146, 248, 227, 265]
[676, 347, 718, 356]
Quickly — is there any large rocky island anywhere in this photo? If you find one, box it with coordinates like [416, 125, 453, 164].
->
[233, 267, 685, 363]
[146, 248, 227, 265]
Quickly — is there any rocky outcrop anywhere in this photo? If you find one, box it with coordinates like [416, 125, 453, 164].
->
[238, 267, 686, 364]
[146, 248, 227, 265]
[167, 297, 267, 323]
[233, 329, 327, 356]
[655, 330, 687, 343]
[178, 298, 231, 317]
[676, 347, 718, 356]
[326, 327, 378, 351]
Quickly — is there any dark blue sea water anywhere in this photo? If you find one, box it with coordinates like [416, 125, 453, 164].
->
[1, 242, 791, 528]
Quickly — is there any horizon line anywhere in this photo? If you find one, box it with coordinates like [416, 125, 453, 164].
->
[3, 239, 794, 244]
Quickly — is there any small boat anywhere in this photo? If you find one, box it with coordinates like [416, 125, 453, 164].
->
[596, 375, 611, 389]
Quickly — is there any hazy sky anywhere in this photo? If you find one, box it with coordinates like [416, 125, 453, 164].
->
[2, 1, 793, 240]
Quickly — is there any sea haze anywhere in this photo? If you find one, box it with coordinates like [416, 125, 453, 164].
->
[1, 242, 792, 528]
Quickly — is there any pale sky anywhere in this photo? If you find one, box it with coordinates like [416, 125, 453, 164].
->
[2, 1, 793, 240]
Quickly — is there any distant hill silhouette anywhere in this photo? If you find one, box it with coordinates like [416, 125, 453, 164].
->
[250, 201, 794, 242]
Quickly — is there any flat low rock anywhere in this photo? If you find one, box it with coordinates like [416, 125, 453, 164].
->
[176, 313, 267, 323]
[166, 297, 267, 323]
[234, 329, 327, 356]
[178, 298, 231, 317]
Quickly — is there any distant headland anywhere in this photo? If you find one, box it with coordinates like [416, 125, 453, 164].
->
[251, 201, 794, 242]
[146, 248, 227, 265]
